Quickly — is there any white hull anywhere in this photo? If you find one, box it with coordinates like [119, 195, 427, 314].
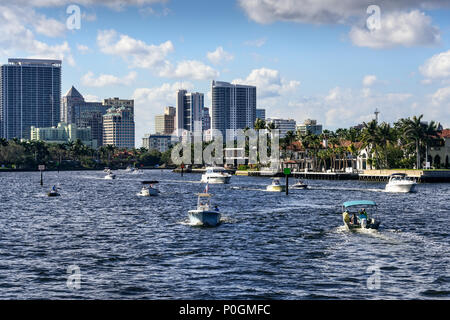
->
[385, 182, 415, 193]
[188, 210, 221, 226]
[201, 175, 231, 184]
[266, 185, 286, 192]
[137, 188, 158, 196]
[104, 174, 116, 180]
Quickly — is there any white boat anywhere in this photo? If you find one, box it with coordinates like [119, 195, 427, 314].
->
[138, 181, 159, 196]
[47, 186, 60, 197]
[266, 178, 286, 192]
[385, 173, 416, 193]
[342, 200, 381, 230]
[188, 193, 221, 227]
[104, 169, 116, 180]
[125, 166, 134, 173]
[200, 167, 231, 184]
[291, 178, 308, 189]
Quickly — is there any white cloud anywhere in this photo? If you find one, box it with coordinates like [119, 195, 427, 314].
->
[244, 38, 267, 47]
[84, 94, 100, 102]
[232, 68, 300, 99]
[0, 5, 74, 65]
[81, 71, 137, 87]
[238, 0, 448, 25]
[420, 50, 450, 80]
[77, 44, 90, 54]
[349, 10, 440, 48]
[132, 81, 194, 143]
[363, 75, 377, 87]
[13, 0, 168, 10]
[431, 87, 450, 105]
[97, 29, 174, 69]
[207, 46, 234, 65]
[159, 60, 219, 80]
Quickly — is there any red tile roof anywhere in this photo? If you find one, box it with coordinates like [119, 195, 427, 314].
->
[438, 129, 450, 138]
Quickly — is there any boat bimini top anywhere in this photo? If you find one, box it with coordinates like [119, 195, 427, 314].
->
[142, 181, 159, 184]
[342, 200, 377, 209]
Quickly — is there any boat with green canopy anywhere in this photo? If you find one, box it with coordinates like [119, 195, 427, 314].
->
[341, 200, 380, 230]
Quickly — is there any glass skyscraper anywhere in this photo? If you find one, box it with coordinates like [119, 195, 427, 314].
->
[0, 58, 61, 140]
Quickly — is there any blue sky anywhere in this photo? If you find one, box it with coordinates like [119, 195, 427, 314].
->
[1, 0, 450, 146]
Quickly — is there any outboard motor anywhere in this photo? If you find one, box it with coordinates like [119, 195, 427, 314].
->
[361, 218, 367, 229]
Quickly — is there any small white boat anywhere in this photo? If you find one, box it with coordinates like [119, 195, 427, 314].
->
[138, 181, 159, 196]
[342, 200, 381, 230]
[200, 167, 231, 184]
[266, 178, 286, 192]
[291, 179, 308, 189]
[125, 166, 134, 173]
[104, 169, 116, 180]
[47, 186, 60, 197]
[132, 168, 143, 174]
[385, 173, 416, 193]
[188, 193, 221, 227]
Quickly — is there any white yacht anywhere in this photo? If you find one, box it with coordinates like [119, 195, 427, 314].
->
[385, 173, 416, 193]
[200, 167, 231, 184]
[188, 193, 221, 227]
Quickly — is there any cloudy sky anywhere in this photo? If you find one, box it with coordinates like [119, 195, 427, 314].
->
[1, 0, 450, 146]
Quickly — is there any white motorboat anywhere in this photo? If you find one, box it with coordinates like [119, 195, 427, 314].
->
[104, 169, 116, 180]
[385, 173, 416, 193]
[188, 193, 221, 227]
[291, 178, 308, 189]
[200, 167, 231, 184]
[342, 200, 381, 230]
[138, 181, 159, 196]
[125, 165, 134, 173]
[266, 178, 286, 192]
[47, 186, 60, 197]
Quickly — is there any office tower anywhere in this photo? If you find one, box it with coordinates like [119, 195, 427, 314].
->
[103, 105, 135, 149]
[211, 80, 256, 139]
[0, 58, 61, 140]
[266, 118, 296, 138]
[176, 90, 204, 135]
[297, 119, 323, 135]
[256, 108, 266, 120]
[202, 107, 211, 131]
[61, 86, 109, 146]
[155, 106, 176, 135]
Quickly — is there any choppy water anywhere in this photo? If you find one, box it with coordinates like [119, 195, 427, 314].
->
[0, 170, 448, 299]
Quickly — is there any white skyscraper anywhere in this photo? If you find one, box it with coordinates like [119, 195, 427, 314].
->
[175, 90, 204, 136]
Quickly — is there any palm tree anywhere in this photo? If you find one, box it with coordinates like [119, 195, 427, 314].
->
[361, 120, 381, 169]
[377, 122, 395, 168]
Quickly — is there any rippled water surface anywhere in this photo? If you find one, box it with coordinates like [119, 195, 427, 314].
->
[0, 170, 449, 299]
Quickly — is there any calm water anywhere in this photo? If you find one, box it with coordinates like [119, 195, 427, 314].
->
[0, 170, 449, 299]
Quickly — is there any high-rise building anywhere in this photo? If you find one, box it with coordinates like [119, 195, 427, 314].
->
[155, 106, 175, 135]
[211, 80, 256, 139]
[202, 107, 211, 131]
[0, 58, 61, 140]
[61, 86, 109, 146]
[103, 105, 135, 149]
[256, 108, 266, 120]
[103, 97, 134, 114]
[297, 119, 323, 136]
[176, 90, 204, 135]
[142, 134, 173, 153]
[266, 118, 297, 138]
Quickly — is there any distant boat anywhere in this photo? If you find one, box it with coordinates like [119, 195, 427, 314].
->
[342, 200, 380, 230]
[188, 193, 221, 227]
[104, 169, 116, 180]
[47, 186, 60, 197]
[385, 173, 416, 193]
[291, 178, 308, 189]
[201, 167, 231, 184]
[266, 178, 286, 192]
[125, 165, 134, 173]
[138, 181, 159, 196]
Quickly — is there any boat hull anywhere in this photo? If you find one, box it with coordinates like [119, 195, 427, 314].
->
[344, 219, 380, 230]
[104, 175, 116, 180]
[138, 188, 158, 196]
[47, 192, 60, 197]
[188, 210, 221, 226]
[291, 184, 307, 189]
[266, 185, 286, 192]
[200, 175, 231, 184]
[385, 182, 415, 193]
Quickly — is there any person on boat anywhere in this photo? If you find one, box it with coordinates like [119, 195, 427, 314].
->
[343, 210, 350, 224]
[359, 208, 368, 221]
[52, 185, 57, 192]
[214, 205, 219, 212]
[351, 213, 358, 225]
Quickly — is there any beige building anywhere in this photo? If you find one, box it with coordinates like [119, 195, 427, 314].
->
[155, 106, 175, 135]
[103, 106, 135, 149]
[142, 134, 173, 153]
[428, 129, 450, 168]
[30, 122, 97, 148]
[103, 97, 134, 114]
